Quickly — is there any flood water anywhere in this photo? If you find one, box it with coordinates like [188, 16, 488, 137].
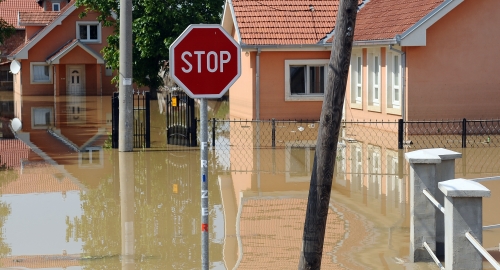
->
[0, 92, 499, 269]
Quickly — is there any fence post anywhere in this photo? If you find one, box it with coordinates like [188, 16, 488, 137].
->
[405, 148, 462, 262]
[439, 179, 490, 270]
[398, 119, 404, 149]
[145, 91, 150, 148]
[212, 118, 216, 148]
[462, 118, 467, 148]
[272, 118, 276, 148]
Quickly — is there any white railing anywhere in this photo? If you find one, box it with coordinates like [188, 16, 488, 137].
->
[423, 241, 445, 270]
[406, 148, 500, 269]
[423, 189, 445, 214]
[465, 232, 500, 270]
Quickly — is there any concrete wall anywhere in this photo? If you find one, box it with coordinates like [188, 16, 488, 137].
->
[229, 50, 255, 120]
[406, 0, 500, 120]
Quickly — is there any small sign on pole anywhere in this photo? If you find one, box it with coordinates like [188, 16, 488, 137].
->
[169, 24, 241, 270]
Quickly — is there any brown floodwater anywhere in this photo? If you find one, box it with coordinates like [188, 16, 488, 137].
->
[0, 92, 499, 269]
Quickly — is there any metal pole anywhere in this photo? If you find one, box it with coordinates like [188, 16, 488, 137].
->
[118, 0, 133, 151]
[200, 98, 209, 270]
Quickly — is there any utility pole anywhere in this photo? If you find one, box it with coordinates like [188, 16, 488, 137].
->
[298, 0, 358, 269]
[118, 0, 133, 151]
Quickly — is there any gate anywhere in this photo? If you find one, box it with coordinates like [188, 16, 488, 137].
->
[112, 91, 151, 148]
[165, 90, 197, 146]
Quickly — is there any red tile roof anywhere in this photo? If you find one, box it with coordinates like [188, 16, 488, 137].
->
[238, 198, 353, 269]
[8, 1, 76, 58]
[0, 139, 31, 168]
[0, 0, 44, 29]
[1, 255, 81, 268]
[231, 0, 446, 45]
[19, 11, 60, 26]
[354, 0, 445, 41]
[232, 0, 363, 45]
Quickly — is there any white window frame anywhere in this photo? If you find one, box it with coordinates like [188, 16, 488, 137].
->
[76, 21, 102, 43]
[30, 62, 53, 84]
[355, 56, 362, 103]
[52, 3, 60, 11]
[370, 53, 381, 106]
[392, 54, 401, 108]
[78, 147, 104, 168]
[285, 141, 316, 182]
[31, 107, 54, 129]
[285, 59, 328, 101]
[350, 51, 363, 108]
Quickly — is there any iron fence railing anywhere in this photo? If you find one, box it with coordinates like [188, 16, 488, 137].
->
[404, 118, 500, 149]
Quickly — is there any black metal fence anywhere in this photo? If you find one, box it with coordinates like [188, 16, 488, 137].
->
[403, 118, 500, 149]
[112, 91, 151, 148]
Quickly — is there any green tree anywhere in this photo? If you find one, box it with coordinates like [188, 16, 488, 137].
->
[75, 0, 224, 92]
[0, 0, 15, 45]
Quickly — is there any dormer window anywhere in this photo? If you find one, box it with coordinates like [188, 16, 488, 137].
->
[76, 22, 101, 43]
[52, 3, 60, 11]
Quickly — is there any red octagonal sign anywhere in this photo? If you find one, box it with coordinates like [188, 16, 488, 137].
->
[169, 24, 241, 99]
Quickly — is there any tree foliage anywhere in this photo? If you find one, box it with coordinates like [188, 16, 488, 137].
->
[75, 0, 225, 91]
[0, 0, 15, 45]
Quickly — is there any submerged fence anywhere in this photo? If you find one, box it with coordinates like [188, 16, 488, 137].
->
[202, 118, 500, 150]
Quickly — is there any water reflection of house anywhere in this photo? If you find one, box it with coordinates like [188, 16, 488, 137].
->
[220, 124, 411, 268]
[0, 255, 80, 269]
[0, 92, 114, 188]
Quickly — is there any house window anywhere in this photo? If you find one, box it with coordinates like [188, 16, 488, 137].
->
[392, 55, 401, 108]
[31, 107, 53, 128]
[368, 52, 381, 107]
[285, 143, 316, 182]
[350, 51, 363, 108]
[285, 59, 328, 101]
[30, 63, 52, 84]
[386, 52, 402, 111]
[368, 146, 381, 198]
[76, 22, 101, 43]
[351, 144, 363, 191]
[79, 147, 104, 167]
[52, 3, 60, 11]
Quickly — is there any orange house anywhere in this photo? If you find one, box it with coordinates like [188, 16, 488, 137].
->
[7, 0, 116, 96]
[222, 0, 500, 121]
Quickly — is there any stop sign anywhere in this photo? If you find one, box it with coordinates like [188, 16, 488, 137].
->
[169, 24, 241, 99]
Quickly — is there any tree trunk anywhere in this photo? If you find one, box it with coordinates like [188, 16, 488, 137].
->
[298, 0, 358, 269]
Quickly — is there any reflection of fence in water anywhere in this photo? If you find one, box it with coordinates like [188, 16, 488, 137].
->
[187, 119, 500, 176]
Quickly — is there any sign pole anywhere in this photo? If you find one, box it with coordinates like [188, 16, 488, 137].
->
[200, 98, 209, 270]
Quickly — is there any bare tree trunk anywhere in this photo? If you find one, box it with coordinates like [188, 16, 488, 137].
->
[298, 0, 358, 269]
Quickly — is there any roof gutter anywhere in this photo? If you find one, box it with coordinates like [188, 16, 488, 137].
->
[353, 38, 397, 46]
[241, 44, 331, 51]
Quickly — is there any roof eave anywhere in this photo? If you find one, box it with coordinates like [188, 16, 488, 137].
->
[47, 40, 104, 64]
[222, 0, 241, 43]
[241, 44, 331, 52]
[353, 39, 397, 46]
[10, 3, 77, 60]
[398, 0, 464, 46]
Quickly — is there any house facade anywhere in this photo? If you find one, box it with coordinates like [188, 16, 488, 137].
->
[7, 0, 116, 96]
[222, 0, 500, 121]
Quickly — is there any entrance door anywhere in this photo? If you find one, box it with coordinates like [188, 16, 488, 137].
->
[68, 67, 84, 95]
